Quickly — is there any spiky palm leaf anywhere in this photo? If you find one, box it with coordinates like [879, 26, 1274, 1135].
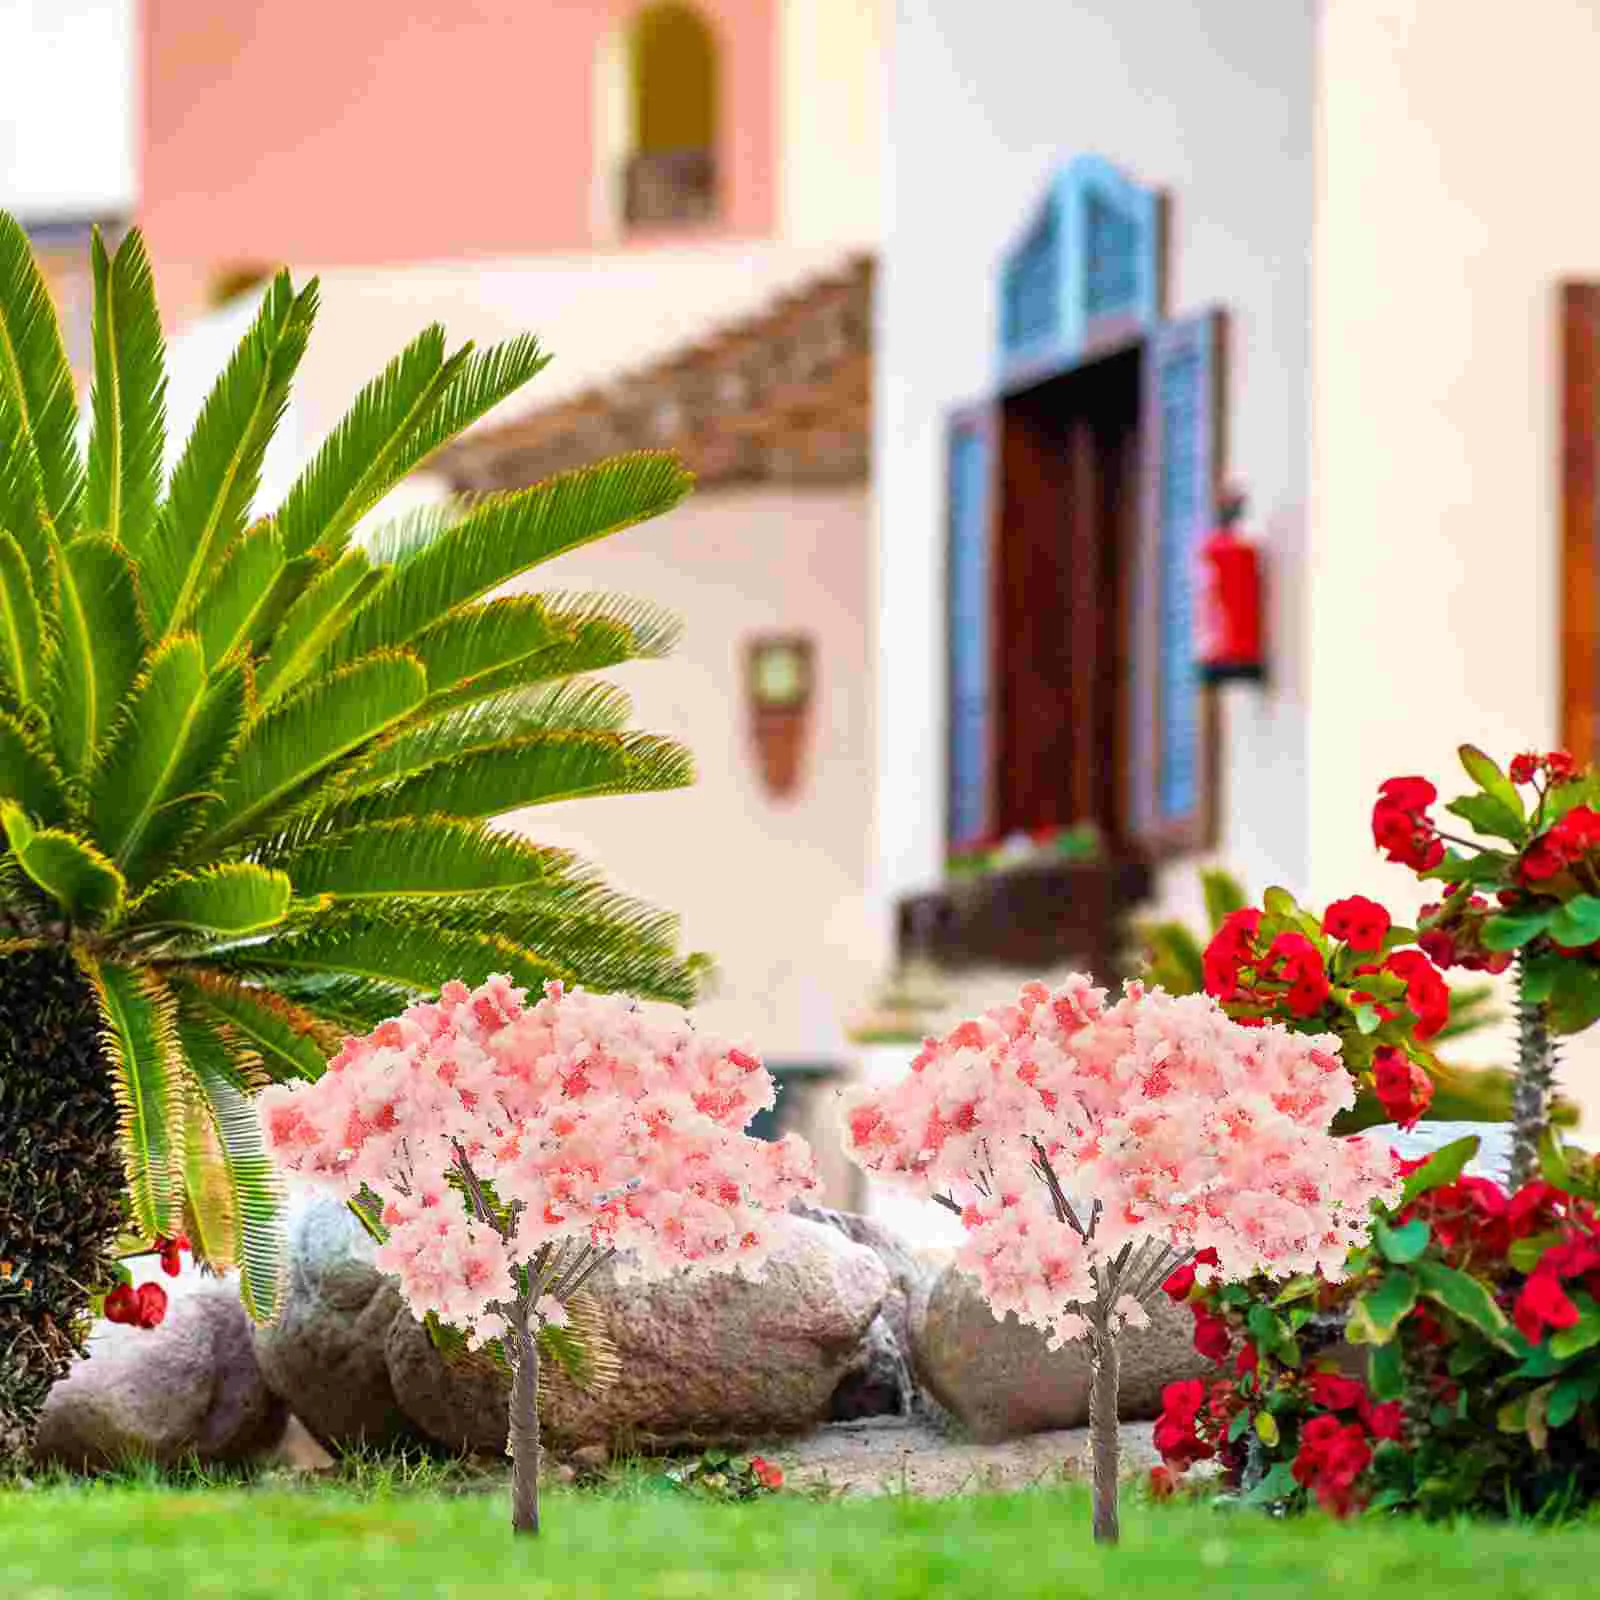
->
[0, 217, 706, 1403]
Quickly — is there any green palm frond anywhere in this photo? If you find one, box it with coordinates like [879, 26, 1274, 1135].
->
[0, 528, 49, 710]
[0, 212, 82, 540]
[48, 534, 146, 775]
[275, 324, 463, 560]
[266, 816, 570, 900]
[84, 226, 167, 556]
[198, 649, 427, 850]
[89, 637, 246, 883]
[341, 680, 633, 796]
[332, 729, 694, 827]
[175, 1006, 285, 1318]
[251, 547, 379, 708]
[86, 958, 184, 1238]
[143, 273, 317, 635]
[0, 711, 67, 825]
[214, 916, 568, 1000]
[124, 863, 295, 937]
[0, 217, 711, 1341]
[190, 520, 288, 670]
[331, 454, 692, 664]
[1, 802, 126, 921]
[169, 970, 340, 1082]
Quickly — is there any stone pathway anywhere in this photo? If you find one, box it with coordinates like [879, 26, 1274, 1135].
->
[768, 1414, 1159, 1499]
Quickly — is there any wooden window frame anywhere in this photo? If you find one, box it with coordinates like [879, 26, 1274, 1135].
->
[1562, 283, 1600, 762]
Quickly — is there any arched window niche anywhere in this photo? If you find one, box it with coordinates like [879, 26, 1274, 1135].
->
[595, 3, 721, 238]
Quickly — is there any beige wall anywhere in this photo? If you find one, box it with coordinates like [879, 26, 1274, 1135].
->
[497, 485, 883, 1067]
[779, 0, 883, 249]
[1312, 0, 1600, 1128]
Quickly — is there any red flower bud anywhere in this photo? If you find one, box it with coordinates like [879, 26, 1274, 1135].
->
[134, 1281, 168, 1330]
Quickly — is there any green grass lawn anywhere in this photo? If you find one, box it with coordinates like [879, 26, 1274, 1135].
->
[5, 1469, 1600, 1600]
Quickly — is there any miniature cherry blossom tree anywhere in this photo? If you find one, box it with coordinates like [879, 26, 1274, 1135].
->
[259, 975, 817, 1536]
[840, 975, 1400, 1544]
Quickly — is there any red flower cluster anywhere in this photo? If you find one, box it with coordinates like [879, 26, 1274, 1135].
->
[1204, 917, 1330, 1020]
[1380, 950, 1449, 1040]
[749, 1455, 784, 1490]
[154, 1233, 190, 1278]
[1509, 750, 1579, 787]
[1372, 1046, 1433, 1129]
[1520, 805, 1600, 886]
[1161, 1246, 1221, 1305]
[1372, 777, 1444, 872]
[1321, 895, 1390, 953]
[1416, 888, 1513, 976]
[1154, 1378, 1215, 1469]
[1291, 1416, 1372, 1517]
[1513, 1226, 1600, 1342]
[104, 1281, 168, 1329]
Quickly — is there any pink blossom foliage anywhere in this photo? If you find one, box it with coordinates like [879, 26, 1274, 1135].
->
[259, 976, 817, 1344]
[841, 977, 1400, 1347]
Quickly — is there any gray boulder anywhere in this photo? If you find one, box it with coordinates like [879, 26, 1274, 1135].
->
[252, 1185, 418, 1452]
[911, 1261, 1211, 1441]
[788, 1200, 930, 1418]
[34, 1278, 286, 1471]
[386, 1215, 890, 1455]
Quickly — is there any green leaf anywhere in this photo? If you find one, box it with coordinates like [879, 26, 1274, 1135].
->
[1201, 869, 1249, 933]
[1262, 886, 1297, 919]
[143, 273, 318, 636]
[1459, 744, 1524, 822]
[0, 711, 67, 825]
[84, 227, 167, 557]
[331, 454, 693, 664]
[87, 959, 183, 1237]
[1347, 1270, 1418, 1345]
[198, 650, 428, 850]
[1483, 907, 1557, 951]
[0, 212, 82, 537]
[1227, 1409, 1251, 1443]
[1270, 1275, 1321, 1307]
[0, 801, 126, 921]
[189, 521, 287, 669]
[1414, 1258, 1514, 1346]
[1508, 1231, 1566, 1273]
[1521, 956, 1561, 1004]
[126, 863, 295, 936]
[1421, 847, 1516, 887]
[1446, 792, 1525, 844]
[1242, 1461, 1299, 1507]
[171, 973, 336, 1083]
[1353, 1003, 1382, 1035]
[335, 730, 693, 827]
[274, 325, 465, 559]
[1548, 960, 1600, 1034]
[273, 816, 568, 900]
[49, 534, 145, 776]
[174, 1006, 286, 1321]
[1399, 1136, 1480, 1204]
[1254, 1410, 1280, 1447]
[1549, 1370, 1600, 1429]
[1549, 1309, 1600, 1360]
[1369, 1338, 1406, 1400]
[251, 547, 380, 708]
[89, 637, 246, 884]
[0, 529, 47, 710]
[218, 918, 567, 1000]
[1548, 895, 1600, 948]
[1375, 1217, 1432, 1264]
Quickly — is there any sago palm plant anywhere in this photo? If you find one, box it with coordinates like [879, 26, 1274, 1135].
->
[0, 216, 706, 1465]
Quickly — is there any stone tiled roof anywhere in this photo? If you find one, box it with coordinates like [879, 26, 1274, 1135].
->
[436, 254, 873, 493]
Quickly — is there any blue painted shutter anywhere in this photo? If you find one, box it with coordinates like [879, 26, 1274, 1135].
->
[946, 408, 996, 850]
[1128, 310, 1223, 850]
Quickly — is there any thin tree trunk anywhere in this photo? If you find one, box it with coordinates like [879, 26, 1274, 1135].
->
[507, 1307, 541, 1536]
[1087, 1309, 1121, 1545]
[1508, 957, 1559, 1191]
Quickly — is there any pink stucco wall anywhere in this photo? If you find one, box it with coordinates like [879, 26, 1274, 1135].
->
[138, 0, 777, 317]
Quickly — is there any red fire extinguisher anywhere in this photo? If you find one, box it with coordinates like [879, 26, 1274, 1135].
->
[1197, 488, 1265, 684]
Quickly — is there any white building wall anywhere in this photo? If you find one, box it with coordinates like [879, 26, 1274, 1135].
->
[1313, 0, 1600, 1130]
[876, 0, 1317, 945]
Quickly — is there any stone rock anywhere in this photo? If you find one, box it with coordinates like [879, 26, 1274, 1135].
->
[34, 1280, 287, 1471]
[788, 1201, 931, 1419]
[911, 1261, 1211, 1442]
[386, 1216, 889, 1455]
[252, 1185, 417, 1452]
